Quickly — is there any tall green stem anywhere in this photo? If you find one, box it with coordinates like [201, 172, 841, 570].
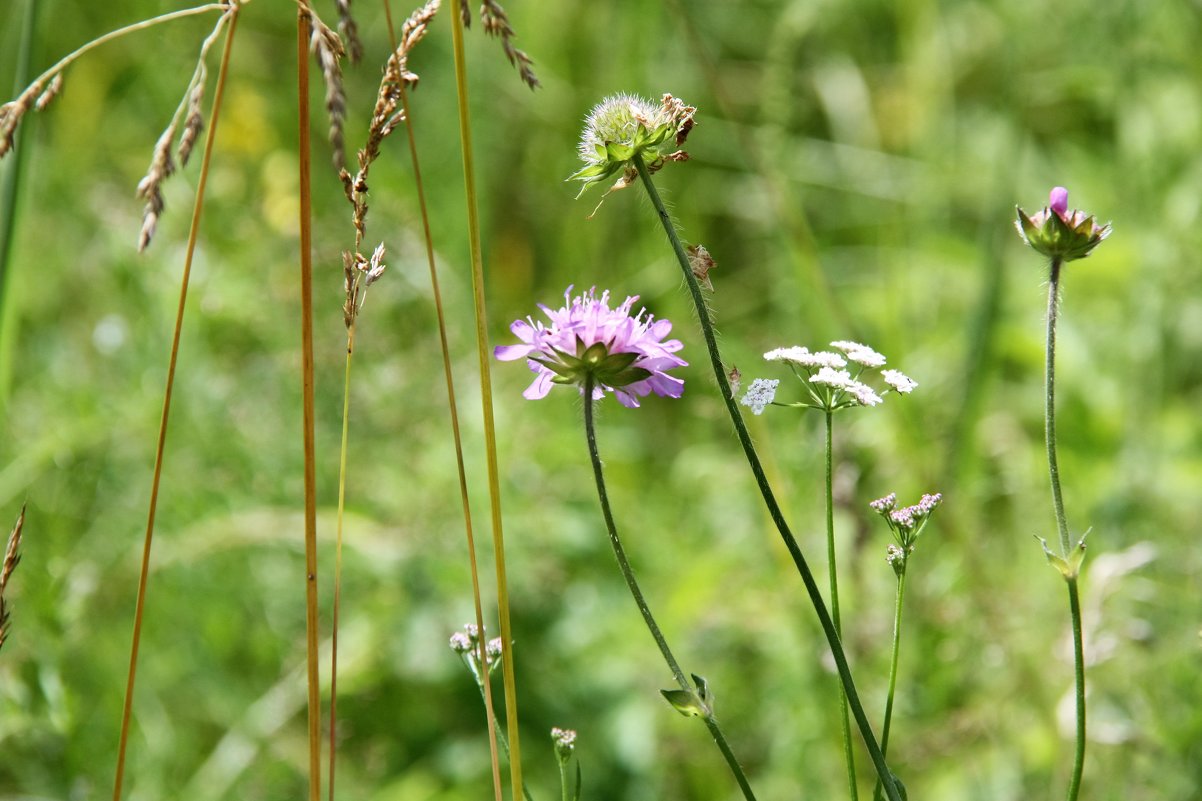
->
[581, 377, 757, 801]
[1044, 258, 1087, 801]
[631, 154, 902, 801]
[872, 569, 906, 801]
[447, 4, 523, 797]
[826, 411, 857, 801]
[381, 1, 505, 795]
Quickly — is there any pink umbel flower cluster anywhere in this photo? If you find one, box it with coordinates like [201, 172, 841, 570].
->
[495, 287, 687, 408]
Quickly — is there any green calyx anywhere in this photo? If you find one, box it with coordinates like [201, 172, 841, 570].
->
[1016, 206, 1111, 262]
[534, 338, 651, 390]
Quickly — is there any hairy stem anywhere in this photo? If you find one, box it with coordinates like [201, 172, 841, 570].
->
[1045, 258, 1087, 801]
[111, 9, 239, 800]
[582, 376, 757, 801]
[1045, 259, 1071, 556]
[632, 154, 901, 801]
[448, 3, 524, 797]
[826, 411, 858, 801]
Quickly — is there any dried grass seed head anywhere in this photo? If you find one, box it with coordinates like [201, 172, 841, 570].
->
[479, 0, 539, 89]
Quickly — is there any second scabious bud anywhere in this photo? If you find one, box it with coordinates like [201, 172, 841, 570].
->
[569, 93, 696, 196]
[1016, 186, 1111, 262]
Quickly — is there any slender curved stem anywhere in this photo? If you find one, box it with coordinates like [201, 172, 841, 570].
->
[631, 154, 901, 801]
[826, 411, 857, 801]
[111, 10, 239, 800]
[5, 3, 228, 109]
[1044, 258, 1087, 801]
[447, 4, 523, 798]
[872, 569, 906, 801]
[381, 0, 505, 796]
[581, 377, 757, 801]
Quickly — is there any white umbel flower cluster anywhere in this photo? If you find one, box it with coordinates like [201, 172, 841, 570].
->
[744, 340, 913, 412]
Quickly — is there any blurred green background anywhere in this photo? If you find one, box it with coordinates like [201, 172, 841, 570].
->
[1, 0, 1200, 799]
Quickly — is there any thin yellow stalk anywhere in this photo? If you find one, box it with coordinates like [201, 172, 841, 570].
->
[327, 322, 354, 801]
[382, 1, 505, 798]
[447, 2, 523, 797]
[111, 8, 240, 801]
[297, 9, 322, 801]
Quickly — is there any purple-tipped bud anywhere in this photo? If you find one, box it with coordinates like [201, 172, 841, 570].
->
[1049, 186, 1069, 218]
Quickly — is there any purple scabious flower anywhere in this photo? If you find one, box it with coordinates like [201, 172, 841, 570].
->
[495, 287, 687, 408]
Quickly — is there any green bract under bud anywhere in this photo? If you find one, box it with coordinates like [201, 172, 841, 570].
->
[534, 337, 653, 391]
[570, 93, 696, 198]
[1015, 187, 1111, 262]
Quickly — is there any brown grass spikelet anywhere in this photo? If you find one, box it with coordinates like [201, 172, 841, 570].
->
[333, 0, 365, 64]
[177, 84, 206, 167]
[0, 504, 26, 653]
[35, 74, 64, 112]
[480, 0, 539, 90]
[299, 2, 349, 170]
[0, 77, 55, 159]
[342, 243, 386, 327]
[133, 5, 237, 250]
[341, 0, 440, 248]
[136, 125, 178, 252]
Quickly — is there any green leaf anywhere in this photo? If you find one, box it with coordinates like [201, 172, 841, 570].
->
[691, 673, 711, 707]
[606, 141, 634, 162]
[572, 761, 582, 801]
[661, 688, 707, 717]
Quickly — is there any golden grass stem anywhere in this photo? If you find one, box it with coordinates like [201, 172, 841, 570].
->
[297, 9, 322, 801]
[447, 3, 523, 797]
[110, 8, 240, 801]
[327, 322, 355, 801]
[382, 1, 505, 797]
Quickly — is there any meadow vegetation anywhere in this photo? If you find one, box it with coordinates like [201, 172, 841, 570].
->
[0, 1, 1199, 799]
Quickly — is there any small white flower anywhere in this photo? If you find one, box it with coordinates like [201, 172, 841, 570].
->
[881, 369, 917, 394]
[740, 378, 779, 415]
[449, 632, 472, 653]
[764, 346, 847, 369]
[846, 380, 883, 407]
[764, 346, 809, 362]
[811, 366, 852, 388]
[885, 544, 905, 565]
[486, 637, 503, 663]
[831, 340, 886, 368]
